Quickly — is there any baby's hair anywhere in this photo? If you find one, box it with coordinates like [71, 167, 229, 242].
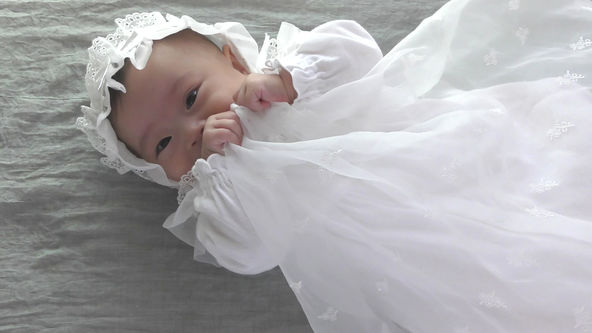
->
[107, 58, 142, 156]
[108, 59, 129, 119]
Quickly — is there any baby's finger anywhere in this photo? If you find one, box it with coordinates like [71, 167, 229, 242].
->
[209, 111, 243, 138]
[223, 128, 242, 147]
[212, 110, 240, 120]
[234, 78, 269, 112]
[213, 118, 243, 140]
[211, 128, 242, 151]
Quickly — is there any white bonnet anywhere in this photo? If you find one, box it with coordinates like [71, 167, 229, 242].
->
[76, 12, 260, 188]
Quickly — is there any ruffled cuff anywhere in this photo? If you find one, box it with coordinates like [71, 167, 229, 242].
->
[164, 156, 277, 275]
[257, 20, 383, 101]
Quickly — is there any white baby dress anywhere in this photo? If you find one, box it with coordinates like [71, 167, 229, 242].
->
[165, 0, 592, 332]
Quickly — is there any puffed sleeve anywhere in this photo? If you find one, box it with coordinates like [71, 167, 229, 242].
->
[257, 20, 383, 101]
[163, 157, 277, 275]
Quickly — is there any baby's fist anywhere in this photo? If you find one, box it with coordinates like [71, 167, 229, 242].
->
[201, 111, 243, 159]
[233, 71, 297, 112]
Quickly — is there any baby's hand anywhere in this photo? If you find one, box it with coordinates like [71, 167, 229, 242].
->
[201, 111, 243, 159]
[233, 70, 298, 112]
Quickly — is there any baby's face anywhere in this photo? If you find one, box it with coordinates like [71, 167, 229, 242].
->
[111, 30, 247, 181]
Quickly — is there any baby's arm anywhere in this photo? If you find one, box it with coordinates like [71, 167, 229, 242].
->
[233, 68, 298, 112]
[265, 20, 383, 101]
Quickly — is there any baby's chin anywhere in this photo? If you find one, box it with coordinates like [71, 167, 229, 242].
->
[164, 159, 199, 183]
[163, 153, 203, 183]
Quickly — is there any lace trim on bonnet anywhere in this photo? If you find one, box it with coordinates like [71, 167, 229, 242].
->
[76, 12, 260, 199]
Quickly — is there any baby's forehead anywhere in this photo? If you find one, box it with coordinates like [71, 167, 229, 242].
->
[118, 30, 222, 86]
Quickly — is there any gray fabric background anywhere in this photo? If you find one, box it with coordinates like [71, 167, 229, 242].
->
[1, 0, 446, 332]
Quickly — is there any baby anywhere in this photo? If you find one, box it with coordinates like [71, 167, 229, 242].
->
[108, 28, 297, 181]
[78, 12, 379, 188]
[79, 4, 592, 332]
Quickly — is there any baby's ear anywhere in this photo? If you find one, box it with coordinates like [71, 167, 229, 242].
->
[222, 45, 249, 74]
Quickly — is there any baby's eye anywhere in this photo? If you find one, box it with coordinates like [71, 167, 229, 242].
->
[156, 136, 171, 156]
[186, 89, 198, 110]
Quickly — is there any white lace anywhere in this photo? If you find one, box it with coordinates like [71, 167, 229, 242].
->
[177, 169, 198, 204]
[262, 36, 280, 73]
[76, 12, 261, 191]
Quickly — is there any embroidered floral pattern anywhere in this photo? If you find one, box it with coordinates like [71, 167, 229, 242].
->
[263, 37, 279, 72]
[100, 155, 124, 171]
[574, 306, 592, 332]
[508, 0, 520, 11]
[289, 280, 303, 294]
[177, 169, 197, 204]
[318, 307, 339, 321]
[423, 208, 435, 218]
[525, 206, 556, 218]
[375, 279, 390, 294]
[441, 158, 461, 183]
[404, 53, 425, 66]
[529, 178, 560, 193]
[483, 50, 499, 66]
[318, 148, 343, 183]
[515, 27, 529, 45]
[559, 70, 585, 85]
[478, 291, 509, 310]
[570, 36, 592, 51]
[547, 121, 575, 140]
[321, 148, 344, 165]
[318, 166, 335, 183]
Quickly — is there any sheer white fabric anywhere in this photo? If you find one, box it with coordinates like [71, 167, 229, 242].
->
[272, 20, 383, 100]
[165, 19, 384, 269]
[167, 0, 592, 331]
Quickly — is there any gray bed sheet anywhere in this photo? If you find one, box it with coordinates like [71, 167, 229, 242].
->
[1, 0, 446, 332]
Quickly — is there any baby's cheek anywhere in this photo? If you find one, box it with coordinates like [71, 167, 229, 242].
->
[208, 92, 234, 116]
[162, 160, 184, 182]
[170, 154, 200, 181]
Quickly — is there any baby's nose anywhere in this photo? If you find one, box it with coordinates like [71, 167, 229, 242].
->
[190, 127, 204, 147]
[182, 121, 204, 150]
